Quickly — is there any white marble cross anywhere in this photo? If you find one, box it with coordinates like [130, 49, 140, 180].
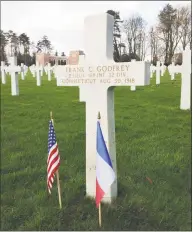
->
[40, 66, 44, 77]
[55, 13, 150, 204]
[1, 61, 7, 84]
[180, 48, 191, 110]
[8, 57, 20, 96]
[150, 64, 156, 78]
[168, 62, 183, 81]
[168, 62, 176, 80]
[52, 65, 57, 79]
[20, 63, 26, 80]
[156, 61, 161, 85]
[161, 64, 166, 76]
[44, 63, 52, 81]
[35, 62, 43, 86]
[29, 65, 36, 77]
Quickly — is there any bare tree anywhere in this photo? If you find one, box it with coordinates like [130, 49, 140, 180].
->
[123, 14, 146, 60]
[178, 5, 191, 50]
[36, 35, 53, 54]
[157, 3, 185, 64]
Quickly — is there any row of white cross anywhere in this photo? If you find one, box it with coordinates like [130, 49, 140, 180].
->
[0, 52, 190, 108]
[29, 63, 54, 83]
[150, 61, 185, 83]
[1, 59, 54, 91]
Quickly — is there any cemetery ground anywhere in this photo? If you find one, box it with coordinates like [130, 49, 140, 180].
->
[1, 70, 191, 231]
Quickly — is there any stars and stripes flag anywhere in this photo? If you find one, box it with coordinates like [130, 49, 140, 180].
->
[47, 119, 60, 194]
[96, 120, 116, 207]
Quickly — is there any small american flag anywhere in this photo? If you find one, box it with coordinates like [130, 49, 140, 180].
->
[47, 120, 60, 194]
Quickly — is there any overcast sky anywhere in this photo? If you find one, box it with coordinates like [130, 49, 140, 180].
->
[1, 1, 190, 56]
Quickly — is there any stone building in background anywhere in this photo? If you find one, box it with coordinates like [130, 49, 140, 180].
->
[36, 50, 85, 66]
[67, 50, 85, 65]
[36, 53, 67, 66]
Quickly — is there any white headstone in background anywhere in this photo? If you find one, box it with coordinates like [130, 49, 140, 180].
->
[55, 13, 150, 203]
[9, 57, 20, 96]
[150, 64, 156, 78]
[161, 63, 166, 76]
[52, 65, 57, 79]
[45, 63, 52, 81]
[45, 65, 48, 75]
[180, 48, 191, 110]
[40, 65, 44, 76]
[20, 63, 25, 80]
[156, 61, 161, 85]
[29, 65, 36, 77]
[168, 62, 175, 80]
[1, 61, 6, 84]
[168, 62, 183, 81]
[35, 62, 42, 86]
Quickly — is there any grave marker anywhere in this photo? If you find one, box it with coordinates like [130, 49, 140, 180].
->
[156, 61, 161, 85]
[20, 63, 25, 80]
[1, 61, 6, 84]
[168, 62, 183, 81]
[29, 65, 36, 77]
[9, 57, 20, 96]
[55, 13, 150, 203]
[45, 63, 52, 81]
[168, 62, 176, 80]
[161, 63, 166, 76]
[180, 48, 191, 110]
[35, 62, 42, 86]
[150, 64, 156, 78]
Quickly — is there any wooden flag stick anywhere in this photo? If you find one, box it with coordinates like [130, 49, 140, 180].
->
[56, 170, 62, 209]
[98, 112, 102, 227]
[50, 111, 62, 209]
[99, 203, 102, 227]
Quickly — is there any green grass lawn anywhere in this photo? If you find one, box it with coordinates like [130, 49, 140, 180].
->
[1, 70, 191, 231]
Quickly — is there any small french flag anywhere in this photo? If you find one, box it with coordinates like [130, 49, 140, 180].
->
[96, 119, 116, 208]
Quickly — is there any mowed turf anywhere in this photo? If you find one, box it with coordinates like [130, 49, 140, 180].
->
[1, 70, 191, 231]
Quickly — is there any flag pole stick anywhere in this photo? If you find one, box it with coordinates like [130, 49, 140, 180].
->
[99, 203, 102, 227]
[50, 111, 62, 209]
[98, 112, 102, 227]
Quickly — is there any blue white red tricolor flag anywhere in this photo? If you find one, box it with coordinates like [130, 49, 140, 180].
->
[47, 120, 60, 194]
[96, 120, 116, 208]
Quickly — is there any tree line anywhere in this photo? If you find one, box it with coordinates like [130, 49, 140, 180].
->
[0, 3, 191, 66]
[0, 31, 63, 65]
[108, 3, 191, 65]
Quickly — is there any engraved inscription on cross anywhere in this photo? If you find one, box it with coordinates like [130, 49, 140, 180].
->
[55, 13, 150, 203]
